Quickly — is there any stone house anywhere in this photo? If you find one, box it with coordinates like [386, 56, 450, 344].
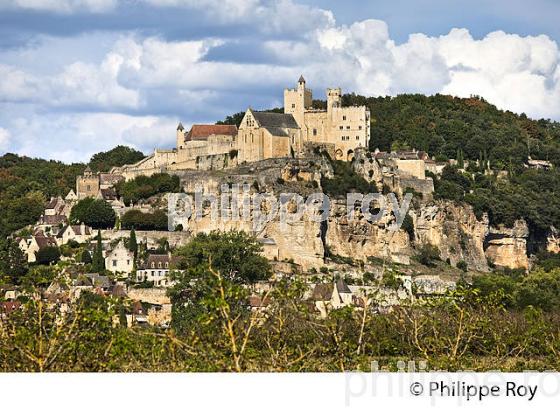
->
[104, 241, 134, 276]
[45, 197, 66, 216]
[310, 279, 353, 317]
[18, 233, 58, 263]
[56, 223, 93, 245]
[136, 253, 179, 287]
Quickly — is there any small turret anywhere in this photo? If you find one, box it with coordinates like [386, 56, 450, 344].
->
[176, 122, 186, 150]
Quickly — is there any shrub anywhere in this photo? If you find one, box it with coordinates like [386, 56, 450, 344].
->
[35, 246, 61, 265]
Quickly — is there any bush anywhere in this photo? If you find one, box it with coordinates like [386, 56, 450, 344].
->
[416, 244, 441, 267]
[70, 198, 116, 229]
[321, 159, 377, 197]
[35, 246, 61, 265]
[457, 260, 468, 272]
[115, 173, 181, 204]
[121, 209, 168, 231]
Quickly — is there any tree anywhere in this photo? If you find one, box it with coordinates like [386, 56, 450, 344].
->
[88, 145, 145, 172]
[169, 230, 272, 371]
[91, 231, 105, 272]
[81, 249, 92, 264]
[35, 246, 61, 265]
[70, 198, 115, 229]
[0, 239, 28, 284]
[129, 228, 138, 257]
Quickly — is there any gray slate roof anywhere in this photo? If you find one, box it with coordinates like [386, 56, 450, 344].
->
[251, 111, 299, 130]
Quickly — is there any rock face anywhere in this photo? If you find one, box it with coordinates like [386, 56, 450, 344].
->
[412, 201, 489, 271]
[324, 200, 412, 264]
[547, 226, 560, 254]
[484, 219, 529, 270]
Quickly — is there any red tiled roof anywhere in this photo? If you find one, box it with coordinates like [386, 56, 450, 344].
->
[185, 124, 237, 141]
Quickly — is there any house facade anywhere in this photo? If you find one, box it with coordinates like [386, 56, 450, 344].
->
[104, 241, 134, 276]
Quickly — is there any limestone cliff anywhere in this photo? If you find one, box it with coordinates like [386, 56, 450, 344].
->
[412, 201, 489, 271]
[484, 219, 530, 270]
[324, 199, 412, 265]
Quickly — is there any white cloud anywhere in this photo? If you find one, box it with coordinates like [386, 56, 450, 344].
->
[0, 0, 117, 13]
[0, 127, 11, 151]
[3, 111, 177, 161]
[1, 2, 560, 161]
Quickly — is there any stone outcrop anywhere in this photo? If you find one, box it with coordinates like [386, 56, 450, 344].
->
[547, 226, 560, 254]
[484, 219, 529, 270]
[412, 201, 489, 271]
[324, 200, 412, 264]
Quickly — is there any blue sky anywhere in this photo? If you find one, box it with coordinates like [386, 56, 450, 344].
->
[0, 0, 559, 162]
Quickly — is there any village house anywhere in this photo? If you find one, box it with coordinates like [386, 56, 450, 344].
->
[309, 279, 354, 317]
[104, 241, 134, 276]
[56, 223, 93, 245]
[136, 253, 179, 287]
[18, 233, 58, 263]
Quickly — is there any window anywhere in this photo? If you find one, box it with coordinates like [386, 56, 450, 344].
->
[112, 260, 117, 267]
[165, 262, 169, 268]
[158, 262, 162, 268]
[343, 115, 346, 121]
[346, 126, 350, 130]
[127, 260, 130, 265]
[339, 126, 343, 130]
[291, 103, 295, 109]
[356, 136, 360, 140]
[313, 128, 317, 136]
[358, 125, 362, 130]
[151, 262, 155, 268]
[86, 185, 91, 191]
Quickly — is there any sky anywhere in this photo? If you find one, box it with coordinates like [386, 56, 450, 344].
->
[0, 0, 559, 163]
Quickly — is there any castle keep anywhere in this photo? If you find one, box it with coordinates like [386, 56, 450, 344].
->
[110, 77, 371, 180]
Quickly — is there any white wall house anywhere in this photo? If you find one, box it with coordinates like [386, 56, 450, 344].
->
[104, 241, 134, 276]
[136, 254, 179, 287]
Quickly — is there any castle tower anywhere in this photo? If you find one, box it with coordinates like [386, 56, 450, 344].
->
[327, 88, 341, 112]
[284, 75, 312, 129]
[176, 122, 185, 150]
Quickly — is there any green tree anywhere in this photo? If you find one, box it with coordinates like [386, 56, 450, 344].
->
[35, 246, 61, 265]
[81, 249, 92, 264]
[70, 198, 115, 229]
[88, 145, 145, 172]
[0, 239, 28, 284]
[129, 228, 138, 257]
[91, 231, 105, 272]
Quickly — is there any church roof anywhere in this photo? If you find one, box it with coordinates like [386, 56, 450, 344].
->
[177, 122, 184, 131]
[251, 111, 299, 130]
[185, 124, 237, 141]
[298, 75, 305, 83]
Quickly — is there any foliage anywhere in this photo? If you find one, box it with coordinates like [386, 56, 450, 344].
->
[121, 209, 168, 231]
[168, 230, 272, 370]
[128, 228, 138, 258]
[88, 145, 145, 172]
[81, 249, 92, 264]
[35, 246, 61, 265]
[70, 198, 116, 229]
[115, 173, 181, 204]
[415, 244, 441, 267]
[91, 231, 105, 272]
[321, 156, 377, 197]
[0, 239, 28, 284]
[0, 153, 84, 237]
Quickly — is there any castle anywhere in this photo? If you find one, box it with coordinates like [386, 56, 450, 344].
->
[238, 76, 370, 162]
[110, 77, 371, 180]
